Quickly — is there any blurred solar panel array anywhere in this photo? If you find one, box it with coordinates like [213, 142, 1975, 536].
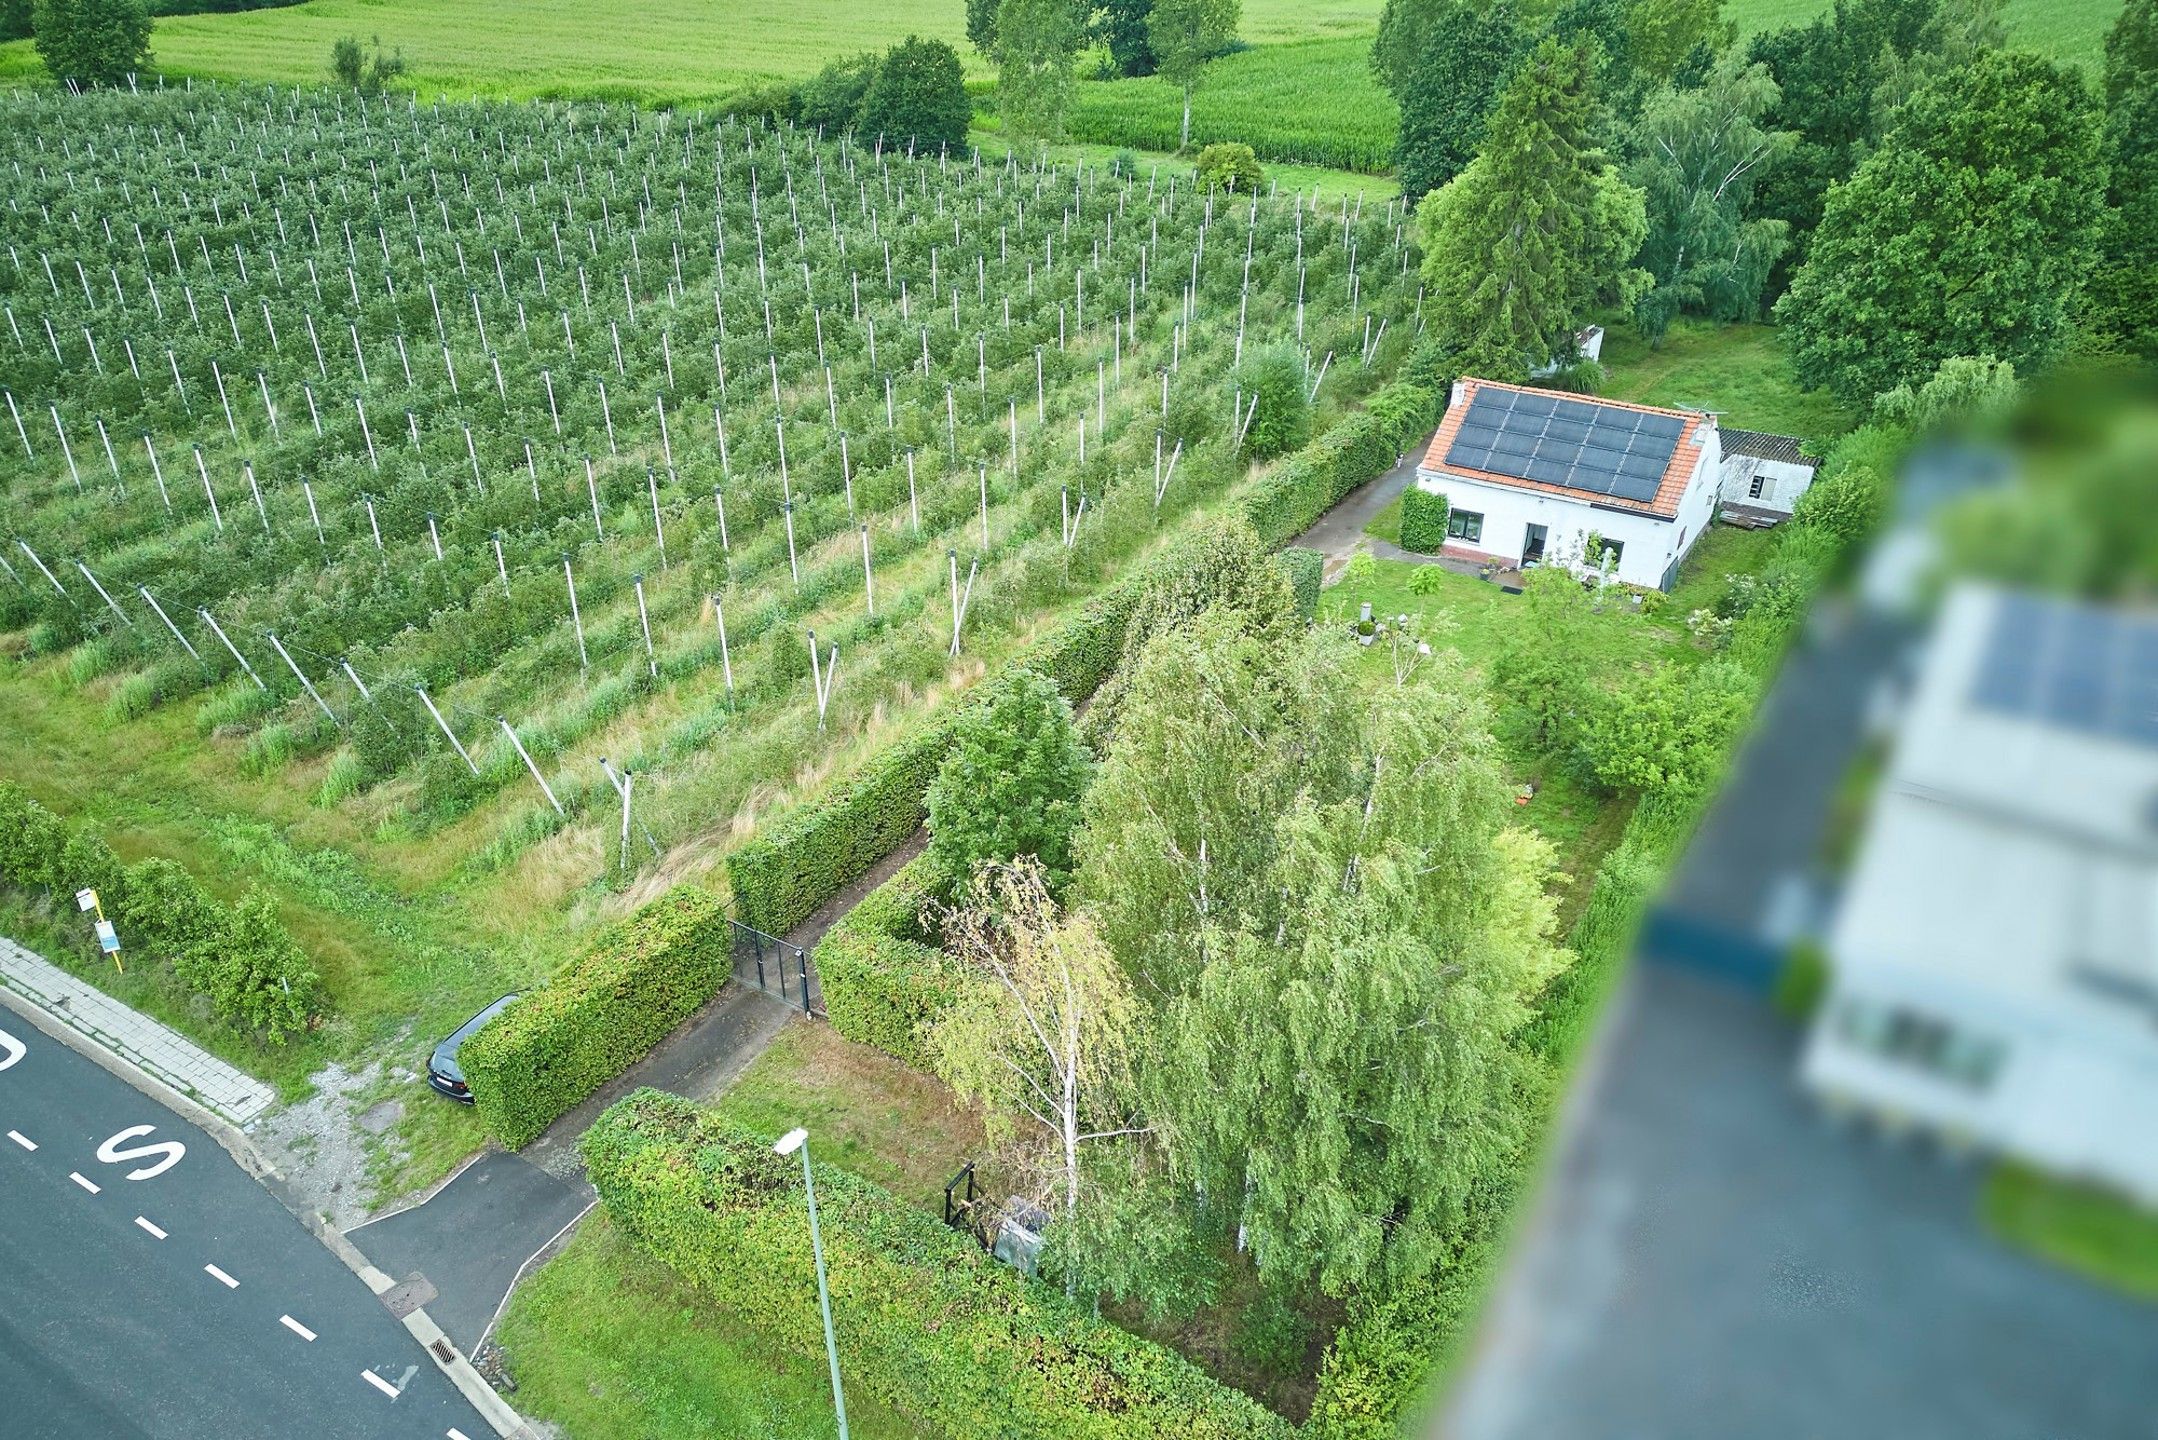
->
[1972, 592, 2158, 751]
[1444, 388, 1687, 505]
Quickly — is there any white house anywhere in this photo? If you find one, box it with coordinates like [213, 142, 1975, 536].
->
[1802, 584, 2158, 1204]
[1716, 427, 1818, 522]
[1413, 378, 1721, 591]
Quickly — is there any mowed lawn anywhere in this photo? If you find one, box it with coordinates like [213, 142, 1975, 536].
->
[1597, 318, 1854, 447]
[1725, 0, 2121, 61]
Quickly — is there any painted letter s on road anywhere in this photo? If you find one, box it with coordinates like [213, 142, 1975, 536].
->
[0, 1026, 23, 1072]
[96, 1125, 186, 1180]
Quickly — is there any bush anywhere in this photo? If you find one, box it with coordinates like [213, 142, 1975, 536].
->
[925, 668, 1092, 893]
[1241, 378, 1442, 546]
[1235, 344, 1312, 460]
[1398, 487, 1450, 553]
[860, 35, 971, 153]
[798, 51, 880, 135]
[583, 1090, 1293, 1440]
[0, 785, 322, 1040]
[1194, 141, 1265, 194]
[464, 887, 729, 1148]
[813, 855, 954, 1068]
[33, 0, 150, 86]
[329, 34, 406, 93]
[1278, 547, 1324, 619]
[2, 0, 32, 41]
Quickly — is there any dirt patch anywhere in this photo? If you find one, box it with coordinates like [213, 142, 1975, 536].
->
[254, 1051, 418, 1230]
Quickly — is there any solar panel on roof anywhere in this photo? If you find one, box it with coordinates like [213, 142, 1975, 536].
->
[1442, 388, 1688, 506]
[1970, 594, 2158, 753]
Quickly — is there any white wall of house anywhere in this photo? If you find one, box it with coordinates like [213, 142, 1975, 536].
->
[1719, 454, 1816, 514]
[1415, 436, 1719, 590]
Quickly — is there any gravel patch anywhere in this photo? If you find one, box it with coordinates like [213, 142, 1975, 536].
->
[255, 1052, 418, 1231]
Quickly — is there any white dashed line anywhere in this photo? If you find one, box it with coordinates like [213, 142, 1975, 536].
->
[134, 1216, 168, 1240]
[68, 1171, 99, 1194]
[6, 1129, 34, 1151]
[360, 1370, 400, 1398]
[448, 1430, 473, 1440]
[279, 1314, 316, 1342]
[203, 1263, 239, 1289]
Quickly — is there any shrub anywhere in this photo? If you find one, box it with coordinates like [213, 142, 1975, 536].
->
[860, 35, 971, 153]
[32, 0, 150, 86]
[1399, 487, 1450, 553]
[583, 1090, 1293, 1440]
[464, 886, 729, 1148]
[1194, 141, 1265, 194]
[925, 669, 1092, 893]
[1235, 344, 1312, 460]
[329, 34, 405, 93]
[798, 52, 880, 135]
[1278, 547, 1324, 619]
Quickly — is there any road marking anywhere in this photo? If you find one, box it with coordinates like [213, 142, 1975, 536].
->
[203, 1263, 238, 1289]
[279, 1314, 316, 1342]
[134, 1216, 168, 1240]
[361, 1369, 400, 1398]
[449, 1430, 473, 1440]
[69, 1171, 100, 1194]
[6, 1129, 34, 1151]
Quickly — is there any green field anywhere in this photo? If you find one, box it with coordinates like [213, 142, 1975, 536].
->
[1067, 37, 1398, 174]
[1597, 318, 1855, 446]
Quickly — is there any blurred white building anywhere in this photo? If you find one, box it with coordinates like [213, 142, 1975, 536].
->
[1804, 584, 2158, 1202]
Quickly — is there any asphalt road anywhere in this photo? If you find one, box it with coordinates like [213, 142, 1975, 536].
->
[0, 1013, 491, 1440]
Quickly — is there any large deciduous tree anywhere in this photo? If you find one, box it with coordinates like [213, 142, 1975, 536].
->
[1774, 50, 2105, 408]
[1416, 37, 1650, 379]
[1391, 0, 1529, 204]
[1078, 613, 1570, 1296]
[1093, 0, 1157, 75]
[994, 0, 1086, 139]
[32, 0, 149, 87]
[1148, 0, 1240, 151]
[925, 668, 1093, 893]
[1627, 55, 1794, 344]
[859, 35, 973, 153]
[2090, 0, 2158, 359]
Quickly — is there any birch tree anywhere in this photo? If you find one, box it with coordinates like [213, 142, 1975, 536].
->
[932, 859, 1146, 1230]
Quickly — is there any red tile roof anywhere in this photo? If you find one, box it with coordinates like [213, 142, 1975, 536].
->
[1418, 378, 1710, 521]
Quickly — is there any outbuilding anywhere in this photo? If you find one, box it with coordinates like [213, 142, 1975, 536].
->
[1717, 427, 1819, 524]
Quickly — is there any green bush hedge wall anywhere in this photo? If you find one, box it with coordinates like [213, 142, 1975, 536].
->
[464, 886, 729, 1148]
[813, 854, 954, 1069]
[583, 1089, 1293, 1440]
[1278, 547, 1325, 619]
[1399, 488, 1451, 554]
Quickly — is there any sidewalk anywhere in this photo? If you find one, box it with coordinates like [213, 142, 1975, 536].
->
[0, 936, 276, 1125]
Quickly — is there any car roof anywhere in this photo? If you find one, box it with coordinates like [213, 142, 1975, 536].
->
[445, 993, 519, 1046]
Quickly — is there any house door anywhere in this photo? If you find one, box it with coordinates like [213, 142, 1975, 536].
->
[1523, 523, 1548, 564]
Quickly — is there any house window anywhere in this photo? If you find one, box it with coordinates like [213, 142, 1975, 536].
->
[1748, 472, 1766, 500]
[1834, 997, 2006, 1091]
[1447, 509, 1483, 544]
[1590, 536, 1624, 568]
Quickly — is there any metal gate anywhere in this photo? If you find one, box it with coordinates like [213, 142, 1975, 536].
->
[726, 918, 821, 1015]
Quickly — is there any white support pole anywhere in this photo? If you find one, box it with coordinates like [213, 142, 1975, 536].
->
[633, 573, 657, 679]
[859, 525, 874, 617]
[266, 633, 335, 722]
[492, 531, 510, 594]
[807, 630, 839, 731]
[18, 539, 66, 595]
[140, 587, 202, 662]
[948, 550, 977, 658]
[500, 718, 563, 814]
[647, 466, 668, 569]
[74, 561, 134, 629]
[193, 446, 224, 532]
[714, 488, 730, 552]
[564, 556, 588, 669]
[712, 594, 735, 696]
[905, 450, 919, 534]
[197, 607, 264, 689]
[302, 477, 325, 545]
[340, 658, 373, 702]
[245, 460, 269, 531]
[783, 500, 800, 589]
[414, 685, 479, 774]
[584, 455, 605, 539]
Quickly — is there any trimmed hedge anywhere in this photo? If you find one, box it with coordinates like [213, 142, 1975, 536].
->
[739, 372, 1444, 983]
[464, 886, 729, 1148]
[813, 854, 954, 1069]
[1399, 488, 1450, 555]
[1242, 376, 1443, 547]
[1279, 547, 1325, 620]
[583, 1089, 1293, 1440]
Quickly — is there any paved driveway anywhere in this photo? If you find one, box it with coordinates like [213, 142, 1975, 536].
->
[1439, 964, 2158, 1440]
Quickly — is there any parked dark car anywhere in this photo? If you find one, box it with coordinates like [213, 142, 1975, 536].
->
[426, 994, 519, 1103]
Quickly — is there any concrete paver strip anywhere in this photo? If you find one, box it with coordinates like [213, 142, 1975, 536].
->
[0, 937, 277, 1125]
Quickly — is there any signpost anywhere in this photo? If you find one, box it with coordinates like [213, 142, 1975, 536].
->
[76, 887, 121, 973]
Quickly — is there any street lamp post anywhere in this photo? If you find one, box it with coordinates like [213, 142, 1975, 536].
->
[775, 1126, 848, 1440]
